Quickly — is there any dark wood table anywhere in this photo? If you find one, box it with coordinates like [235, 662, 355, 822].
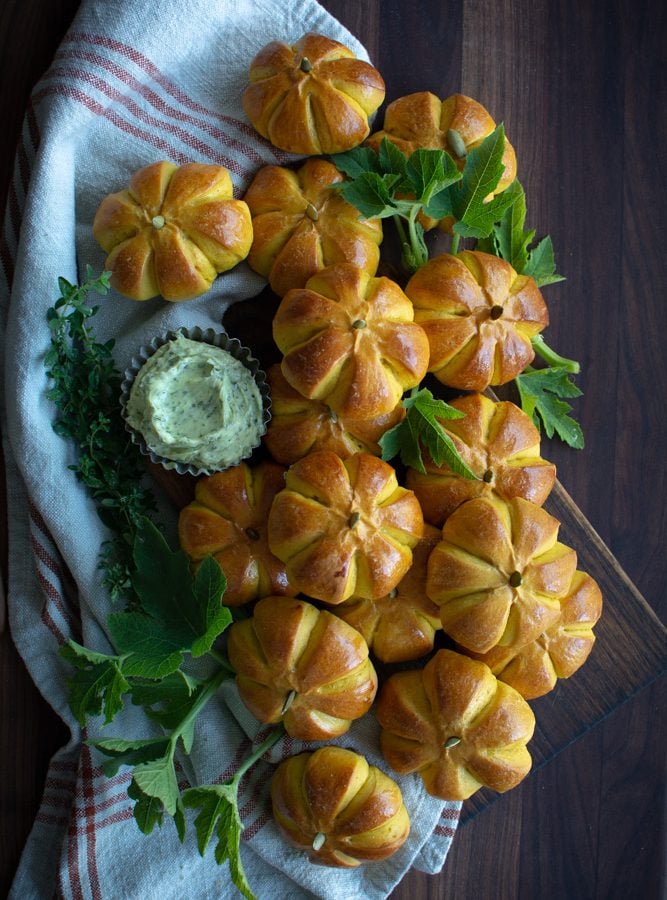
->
[1, 1, 665, 897]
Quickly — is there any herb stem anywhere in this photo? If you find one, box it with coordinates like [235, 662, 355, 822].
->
[531, 335, 580, 373]
[208, 648, 235, 675]
[169, 666, 229, 752]
[231, 725, 284, 785]
[450, 232, 461, 255]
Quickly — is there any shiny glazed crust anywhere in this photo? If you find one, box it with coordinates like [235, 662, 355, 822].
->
[227, 597, 378, 741]
[92, 161, 253, 301]
[334, 524, 442, 663]
[243, 32, 385, 155]
[406, 251, 549, 391]
[426, 496, 577, 653]
[271, 746, 410, 867]
[406, 393, 557, 525]
[263, 364, 405, 464]
[376, 649, 535, 800]
[466, 570, 603, 699]
[273, 263, 430, 419]
[178, 462, 296, 606]
[244, 158, 382, 297]
[267, 450, 424, 604]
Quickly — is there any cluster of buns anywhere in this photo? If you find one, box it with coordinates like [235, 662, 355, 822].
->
[119, 31, 600, 868]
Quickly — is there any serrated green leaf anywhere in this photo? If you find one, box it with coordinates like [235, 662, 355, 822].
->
[130, 672, 202, 754]
[449, 125, 518, 238]
[406, 148, 461, 207]
[524, 235, 566, 286]
[107, 611, 185, 679]
[92, 736, 170, 776]
[132, 756, 180, 816]
[379, 388, 477, 478]
[128, 778, 164, 834]
[330, 146, 383, 179]
[190, 557, 230, 658]
[515, 367, 584, 449]
[377, 137, 408, 181]
[174, 797, 187, 843]
[338, 172, 401, 219]
[183, 785, 254, 900]
[492, 180, 533, 271]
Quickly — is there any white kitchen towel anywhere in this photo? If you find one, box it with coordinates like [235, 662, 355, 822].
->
[0, 1, 461, 897]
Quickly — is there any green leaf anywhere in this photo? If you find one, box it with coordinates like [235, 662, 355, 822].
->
[128, 778, 164, 834]
[107, 521, 231, 676]
[132, 755, 180, 816]
[406, 148, 461, 207]
[183, 785, 255, 900]
[107, 610, 186, 679]
[378, 137, 409, 182]
[330, 145, 383, 179]
[60, 642, 129, 726]
[337, 172, 401, 219]
[91, 736, 171, 776]
[190, 557, 231, 658]
[130, 672, 203, 754]
[380, 388, 478, 478]
[515, 367, 584, 448]
[449, 125, 518, 238]
[524, 235, 566, 286]
[490, 180, 533, 271]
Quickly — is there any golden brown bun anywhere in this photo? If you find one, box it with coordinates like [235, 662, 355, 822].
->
[273, 263, 430, 419]
[406, 393, 556, 525]
[263, 365, 404, 465]
[267, 450, 424, 604]
[334, 524, 442, 663]
[178, 462, 296, 606]
[466, 570, 603, 699]
[376, 649, 535, 801]
[92, 161, 253, 301]
[366, 92, 517, 229]
[243, 33, 385, 155]
[426, 496, 577, 653]
[244, 158, 382, 297]
[271, 746, 410, 867]
[406, 251, 549, 391]
[227, 596, 377, 741]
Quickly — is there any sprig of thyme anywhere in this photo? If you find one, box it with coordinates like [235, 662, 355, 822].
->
[45, 267, 157, 603]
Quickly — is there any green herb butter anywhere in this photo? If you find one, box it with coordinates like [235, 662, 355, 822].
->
[126, 335, 264, 470]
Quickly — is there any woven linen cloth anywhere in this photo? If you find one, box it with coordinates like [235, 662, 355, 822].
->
[0, 1, 461, 897]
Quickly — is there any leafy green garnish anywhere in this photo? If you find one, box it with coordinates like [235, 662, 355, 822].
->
[183, 727, 284, 900]
[446, 125, 518, 241]
[380, 387, 478, 478]
[45, 267, 157, 603]
[515, 366, 584, 448]
[332, 127, 519, 271]
[332, 138, 462, 271]
[477, 180, 565, 286]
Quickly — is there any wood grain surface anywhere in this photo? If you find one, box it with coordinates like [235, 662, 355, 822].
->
[1, 1, 665, 898]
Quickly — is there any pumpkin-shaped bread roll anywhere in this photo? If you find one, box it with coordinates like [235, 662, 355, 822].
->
[92, 161, 253, 301]
[427, 496, 577, 654]
[227, 596, 377, 741]
[366, 92, 516, 229]
[376, 649, 535, 801]
[466, 570, 603, 699]
[243, 32, 385, 155]
[244, 158, 382, 297]
[406, 251, 549, 391]
[268, 450, 424, 605]
[273, 264, 430, 420]
[271, 747, 410, 867]
[263, 365, 404, 465]
[178, 462, 296, 606]
[406, 393, 556, 526]
[334, 525, 442, 663]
